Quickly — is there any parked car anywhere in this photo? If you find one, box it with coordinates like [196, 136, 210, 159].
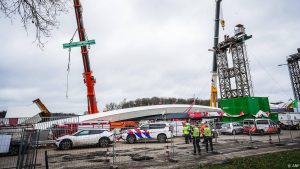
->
[55, 129, 113, 150]
[278, 113, 300, 130]
[279, 121, 300, 130]
[121, 122, 173, 144]
[214, 122, 224, 135]
[220, 122, 244, 135]
[254, 119, 281, 135]
[243, 119, 255, 134]
[203, 121, 221, 138]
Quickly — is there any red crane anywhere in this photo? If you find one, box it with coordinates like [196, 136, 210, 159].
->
[64, 0, 99, 114]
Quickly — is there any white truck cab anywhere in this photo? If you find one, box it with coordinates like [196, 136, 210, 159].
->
[121, 122, 173, 144]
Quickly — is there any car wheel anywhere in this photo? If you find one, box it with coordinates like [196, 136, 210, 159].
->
[277, 128, 281, 134]
[232, 130, 236, 135]
[9, 146, 19, 156]
[99, 137, 110, 147]
[157, 134, 167, 143]
[126, 135, 136, 144]
[259, 130, 264, 135]
[60, 140, 72, 150]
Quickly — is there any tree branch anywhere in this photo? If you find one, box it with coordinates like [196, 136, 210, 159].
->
[0, 0, 70, 48]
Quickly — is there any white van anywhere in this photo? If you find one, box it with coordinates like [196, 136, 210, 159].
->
[169, 121, 184, 137]
[255, 119, 280, 135]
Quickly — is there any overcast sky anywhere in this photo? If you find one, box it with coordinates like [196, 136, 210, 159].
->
[0, 0, 299, 115]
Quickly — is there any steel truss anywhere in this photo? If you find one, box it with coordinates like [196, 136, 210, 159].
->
[216, 27, 253, 99]
[287, 51, 300, 100]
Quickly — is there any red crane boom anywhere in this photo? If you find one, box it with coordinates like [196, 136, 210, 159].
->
[73, 0, 99, 114]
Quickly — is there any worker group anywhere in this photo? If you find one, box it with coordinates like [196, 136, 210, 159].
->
[183, 122, 214, 155]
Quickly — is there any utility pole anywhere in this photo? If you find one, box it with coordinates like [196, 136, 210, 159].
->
[210, 0, 222, 107]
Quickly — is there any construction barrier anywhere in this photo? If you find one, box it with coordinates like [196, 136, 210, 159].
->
[0, 117, 299, 169]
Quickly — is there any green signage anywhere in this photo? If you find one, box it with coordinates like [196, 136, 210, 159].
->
[63, 39, 96, 49]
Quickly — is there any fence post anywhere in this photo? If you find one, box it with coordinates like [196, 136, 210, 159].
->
[45, 150, 49, 169]
[233, 129, 236, 142]
[31, 129, 41, 168]
[213, 121, 217, 143]
[249, 131, 253, 148]
[112, 129, 116, 164]
[144, 133, 147, 160]
[16, 128, 25, 169]
[289, 122, 293, 142]
[171, 127, 174, 159]
[275, 131, 284, 146]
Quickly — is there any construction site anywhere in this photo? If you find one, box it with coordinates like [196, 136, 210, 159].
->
[0, 0, 300, 169]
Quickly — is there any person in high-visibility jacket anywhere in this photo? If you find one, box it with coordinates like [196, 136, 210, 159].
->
[183, 124, 190, 144]
[185, 121, 192, 142]
[204, 124, 213, 152]
[192, 125, 201, 155]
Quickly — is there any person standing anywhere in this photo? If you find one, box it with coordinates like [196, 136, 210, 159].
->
[185, 121, 192, 142]
[183, 124, 190, 144]
[204, 124, 213, 153]
[192, 125, 201, 155]
[200, 122, 206, 143]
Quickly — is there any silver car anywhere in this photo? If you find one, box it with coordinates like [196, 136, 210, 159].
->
[220, 122, 244, 135]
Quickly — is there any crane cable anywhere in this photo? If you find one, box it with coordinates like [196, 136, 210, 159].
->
[66, 28, 78, 99]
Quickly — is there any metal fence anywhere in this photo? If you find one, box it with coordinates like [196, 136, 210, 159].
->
[0, 117, 299, 169]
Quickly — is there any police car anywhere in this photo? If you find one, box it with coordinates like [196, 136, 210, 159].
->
[121, 122, 173, 144]
[254, 119, 281, 135]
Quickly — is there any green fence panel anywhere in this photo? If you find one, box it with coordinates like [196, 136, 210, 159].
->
[220, 97, 272, 123]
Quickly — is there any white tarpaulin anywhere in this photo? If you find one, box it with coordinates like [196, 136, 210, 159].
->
[6, 104, 40, 118]
[0, 134, 11, 153]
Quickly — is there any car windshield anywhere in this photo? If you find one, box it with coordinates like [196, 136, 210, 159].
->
[221, 123, 230, 128]
[233, 123, 242, 127]
[140, 124, 150, 130]
[216, 123, 223, 129]
[149, 124, 166, 129]
[243, 120, 254, 125]
[73, 130, 89, 136]
[256, 120, 269, 125]
[89, 130, 104, 134]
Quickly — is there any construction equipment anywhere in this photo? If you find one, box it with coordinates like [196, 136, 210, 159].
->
[216, 24, 253, 99]
[210, 0, 223, 107]
[63, 0, 99, 114]
[32, 98, 51, 117]
[286, 49, 300, 101]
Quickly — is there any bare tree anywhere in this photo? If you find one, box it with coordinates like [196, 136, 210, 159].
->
[0, 0, 69, 48]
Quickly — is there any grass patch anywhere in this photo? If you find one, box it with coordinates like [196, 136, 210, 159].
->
[198, 149, 300, 169]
